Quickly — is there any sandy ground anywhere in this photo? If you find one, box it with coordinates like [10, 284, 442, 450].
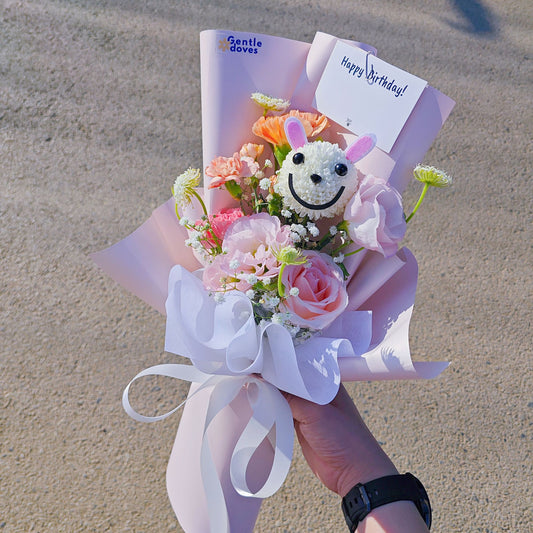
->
[1, 0, 532, 531]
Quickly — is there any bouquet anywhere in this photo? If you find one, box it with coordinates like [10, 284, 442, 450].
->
[92, 30, 454, 533]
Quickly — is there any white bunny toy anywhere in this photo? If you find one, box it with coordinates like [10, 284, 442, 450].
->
[276, 117, 376, 220]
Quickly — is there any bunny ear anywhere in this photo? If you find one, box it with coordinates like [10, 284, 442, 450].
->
[284, 117, 308, 150]
[345, 133, 377, 163]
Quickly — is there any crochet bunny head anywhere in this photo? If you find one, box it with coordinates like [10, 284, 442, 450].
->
[276, 117, 376, 220]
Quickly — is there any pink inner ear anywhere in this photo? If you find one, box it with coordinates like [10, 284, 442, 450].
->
[284, 117, 308, 149]
[345, 134, 377, 163]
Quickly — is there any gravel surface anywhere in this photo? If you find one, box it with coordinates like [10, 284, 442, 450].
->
[1, 1, 532, 531]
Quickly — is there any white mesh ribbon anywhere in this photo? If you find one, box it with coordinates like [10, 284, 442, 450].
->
[123, 265, 369, 532]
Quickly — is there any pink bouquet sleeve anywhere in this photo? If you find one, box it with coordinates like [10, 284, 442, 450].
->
[93, 30, 453, 533]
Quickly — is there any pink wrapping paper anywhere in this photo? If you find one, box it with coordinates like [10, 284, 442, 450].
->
[92, 30, 454, 533]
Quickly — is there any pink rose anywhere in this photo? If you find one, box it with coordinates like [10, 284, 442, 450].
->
[203, 213, 292, 291]
[280, 251, 348, 330]
[206, 153, 260, 189]
[344, 174, 406, 257]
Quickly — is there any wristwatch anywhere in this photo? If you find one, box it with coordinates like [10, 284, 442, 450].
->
[341, 472, 432, 532]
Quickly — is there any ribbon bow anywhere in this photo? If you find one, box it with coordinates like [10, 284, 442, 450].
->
[123, 265, 373, 532]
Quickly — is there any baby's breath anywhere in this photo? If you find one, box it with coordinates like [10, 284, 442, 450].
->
[259, 178, 271, 190]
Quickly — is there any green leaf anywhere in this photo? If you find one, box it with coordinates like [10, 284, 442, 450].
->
[274, 144, 291, 167]
[268, 193, 284, 216]
[224, 180, 243, 199]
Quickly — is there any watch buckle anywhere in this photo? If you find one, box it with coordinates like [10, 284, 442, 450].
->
[357, 484, 372, 513]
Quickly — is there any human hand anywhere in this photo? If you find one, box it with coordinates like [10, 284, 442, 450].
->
[284, 384, 398, 497]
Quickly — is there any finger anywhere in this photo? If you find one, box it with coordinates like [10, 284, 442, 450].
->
[329, 384, 362, 420]
[283, 391, 327, 424]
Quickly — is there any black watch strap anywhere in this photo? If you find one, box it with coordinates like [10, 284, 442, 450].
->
[341, 472, 432, 532]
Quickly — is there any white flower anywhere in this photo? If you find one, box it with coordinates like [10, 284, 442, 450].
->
[281, 209, 293, 218]
[291, 224, 307, 236]
[413, 164, 452, 187]
[287, 324, 301, 338]
[290, 232, 302, 243]
[172, 168, 201, 207]
[289, 287, 300, 297]
[246, 274, 258, 285]
[213, 292, 225, 304]
[229, 259, 240, 270]
[246, 289, 255, 299]
[329, 225, 338, 236]
[262, 294, 280, 310]
[256, 170, 265, 180]
[271, 313, 287, 325]
[264, 159, 273, 168]
[333, 253, 345, 263]
[307, 222, 319, 237]
[250, 92, 290, 113]
[179, 217, 190, 226]
[259, 178, 271, 190]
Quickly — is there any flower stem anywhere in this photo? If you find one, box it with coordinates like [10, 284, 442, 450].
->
[331, 239, 353, 255]
[192, 189, 208, 217]
[339, 262, 349, 280]
[277, 264, 286, 298]
[315, 233, 334, 250]
[405, 183, 429, 223]
[344, 246, 365, 257]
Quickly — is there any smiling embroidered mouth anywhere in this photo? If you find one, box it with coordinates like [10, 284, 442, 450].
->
[288, 173, 345, 210]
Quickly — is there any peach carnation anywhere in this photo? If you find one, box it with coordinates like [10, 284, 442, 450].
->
[206, 153, 260, 189]
[252, 110, 329, 147]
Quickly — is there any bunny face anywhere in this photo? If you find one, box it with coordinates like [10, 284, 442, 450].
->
[276, 117, 377, 220]
[277, 141, 359, 220]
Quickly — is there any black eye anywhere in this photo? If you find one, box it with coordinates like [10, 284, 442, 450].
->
[292, 152, 305, 165]
[335, 163, 348, 176]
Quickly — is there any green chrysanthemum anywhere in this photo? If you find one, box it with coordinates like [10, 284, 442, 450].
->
[274, 246, 307, 299]
[250, 92, 290, 113]
[172, 168, 201, 207]
[273, 246, 307, 266]
[405, 165, 453, 223]
[414, 165, 452, 188]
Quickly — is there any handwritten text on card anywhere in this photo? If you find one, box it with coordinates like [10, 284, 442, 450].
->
[314, 41, 428, 153]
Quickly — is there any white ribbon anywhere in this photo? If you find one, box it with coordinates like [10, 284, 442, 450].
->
[164, 265, 373, 405]
[123, 364, 293, 533]
[123, 265, 374, 532]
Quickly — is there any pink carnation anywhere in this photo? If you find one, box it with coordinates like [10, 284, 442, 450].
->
[194, 208, 244, 250]
[209, 208, 244, 241]
[280, 251, 348, 330]
[206, 153, 260, 190]
[344, 174, 406, 258]
[203, 213, 292, 291]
